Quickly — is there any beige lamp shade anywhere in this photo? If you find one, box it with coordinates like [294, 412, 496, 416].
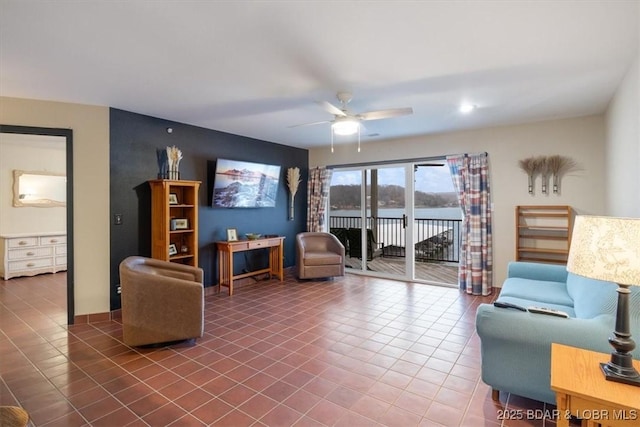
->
[567, 216, 640, 286]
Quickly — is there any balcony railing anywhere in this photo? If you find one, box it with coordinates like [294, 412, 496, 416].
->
[329, 215, 462, 263]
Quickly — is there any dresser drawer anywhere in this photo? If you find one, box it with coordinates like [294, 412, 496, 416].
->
[7, 237, 39, 248]
[1, 233, 67, 280]
[8, 247, 54, 260]
[230, 242, 250, 251]
[248, 240, 268, 249]
[40, 235, 66, 246]
[9, 257, 54, 271]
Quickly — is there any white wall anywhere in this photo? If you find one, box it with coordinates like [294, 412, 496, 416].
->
[310, 115, 607, 287]
[0, 133, 66, 234]
[0, 96, 110, 316]
[605, 56, 640, 217]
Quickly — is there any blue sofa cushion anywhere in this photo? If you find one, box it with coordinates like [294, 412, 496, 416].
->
[507, 261, 568, 283]
[565, 272, 618, 319]
[500, 277, 574, 307]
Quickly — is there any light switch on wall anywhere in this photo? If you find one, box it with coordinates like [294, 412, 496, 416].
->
[114, 213, 123, 225]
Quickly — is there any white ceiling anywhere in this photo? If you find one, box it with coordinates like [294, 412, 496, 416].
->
[1, 1, 638, 149]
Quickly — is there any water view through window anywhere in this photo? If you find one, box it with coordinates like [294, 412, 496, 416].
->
[329, 163, 461, 284]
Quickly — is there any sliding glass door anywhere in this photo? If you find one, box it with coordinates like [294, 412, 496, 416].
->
[413, 163, 462, 282]
[329, 160, 460, 285]
[329, 165, 410, 277]
[367, 166, 408, 276]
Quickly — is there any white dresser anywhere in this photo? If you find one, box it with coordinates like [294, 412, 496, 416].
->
[0, 232, 67, 280]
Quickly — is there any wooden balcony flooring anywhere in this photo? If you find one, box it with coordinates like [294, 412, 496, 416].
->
[345, 254, 459, 285]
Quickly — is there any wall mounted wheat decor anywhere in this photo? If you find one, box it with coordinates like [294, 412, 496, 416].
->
[546, 155, 577, 194]
[518, 156, 541, 194]
[287, 167, 301, 220]
[538, 156, 550, 194]
[519, 155, 577, 195]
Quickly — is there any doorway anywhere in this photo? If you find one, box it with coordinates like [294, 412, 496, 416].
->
[0, 125, 74, 324]
[328, 160, 460, 285]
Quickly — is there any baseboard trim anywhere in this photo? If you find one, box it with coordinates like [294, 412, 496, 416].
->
[74, 311, 115, 324]
[77, 267, 295, 322]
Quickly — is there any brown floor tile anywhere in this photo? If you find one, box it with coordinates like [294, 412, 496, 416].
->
[190, 397, 234, 424]
[379, 405, 424, 427]
[141, 402, 189, 426]
[214, 408, 256, 427]
[394, 390, 433, 416]
[90, 406, 139, 427]
[27, 400, 78, 426]
[306, 399, 349, 425]
[40, 410, 88, 427]
[218, 383, 255, 407]
[173, 388, 216, 412]
[1, 271, 555, 426]
[260, 404, 304, 426]
[262, 380, 298, 402]
[424, 401, 464, 426]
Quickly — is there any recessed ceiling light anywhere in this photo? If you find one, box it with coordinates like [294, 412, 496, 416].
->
[459, 103, 476, 114]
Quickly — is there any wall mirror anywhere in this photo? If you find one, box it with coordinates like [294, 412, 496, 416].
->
[13, 169, 67, 207]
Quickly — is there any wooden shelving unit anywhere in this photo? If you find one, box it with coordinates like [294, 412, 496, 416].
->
[149, 180, 200, 267]
[516, 205, 573, 264]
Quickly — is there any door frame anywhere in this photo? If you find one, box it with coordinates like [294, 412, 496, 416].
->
[0, 124, 74, 324]
[330, 163, 415, 280]
[329, 157, 458, 285]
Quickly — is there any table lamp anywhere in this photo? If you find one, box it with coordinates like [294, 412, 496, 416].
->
[566, 215, 640, 386]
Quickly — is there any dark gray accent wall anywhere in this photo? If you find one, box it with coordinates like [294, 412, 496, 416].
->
[109, 108, 308, 310]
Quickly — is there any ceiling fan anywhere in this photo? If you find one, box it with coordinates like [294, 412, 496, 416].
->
[290, 92, 413, 136]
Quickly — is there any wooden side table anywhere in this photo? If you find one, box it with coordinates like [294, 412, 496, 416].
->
[551, 343, 640, 427]
[216, 236, 285, 295]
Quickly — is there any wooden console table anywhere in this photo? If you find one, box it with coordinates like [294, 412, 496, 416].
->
[551, 343, 640, 427]
[216, 236, 285, 295]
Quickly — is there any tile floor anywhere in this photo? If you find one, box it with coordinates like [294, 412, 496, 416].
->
[1, 271, 567, 426]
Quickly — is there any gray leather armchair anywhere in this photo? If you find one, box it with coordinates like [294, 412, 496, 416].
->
[295, 232, 345, 279]
[119, 256, 204, 346]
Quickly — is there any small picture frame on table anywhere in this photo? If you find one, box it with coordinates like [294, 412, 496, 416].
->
[169, 193, 179, 205]
[168, 243, 178, 256]
[171, 218, 189, 230]
[226, 228, 238, 242]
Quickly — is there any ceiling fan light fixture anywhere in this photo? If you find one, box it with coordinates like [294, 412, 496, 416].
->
[459, 103, 476, 114]
[332, 118, 360, 136]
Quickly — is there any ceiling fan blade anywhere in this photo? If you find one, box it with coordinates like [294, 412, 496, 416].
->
[287, 120, 331, 129]
[359, 107, 413, 121]
[318, 101, 347, 117]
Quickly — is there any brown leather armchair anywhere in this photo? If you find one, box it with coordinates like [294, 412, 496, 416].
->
[295, 232, 345, 279]
[119, 256, 204, 346]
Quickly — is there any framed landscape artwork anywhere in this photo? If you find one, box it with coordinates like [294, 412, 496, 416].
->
[212, 158, 281, 208]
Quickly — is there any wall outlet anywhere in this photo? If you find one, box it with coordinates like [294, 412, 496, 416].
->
[116, 285, 121, 294]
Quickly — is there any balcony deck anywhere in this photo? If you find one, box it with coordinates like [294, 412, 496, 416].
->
[345, 254, 459, 285]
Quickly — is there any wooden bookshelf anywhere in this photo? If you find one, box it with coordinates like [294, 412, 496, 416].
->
[149, 180, 200, 267]
[516, 205, 572, 264]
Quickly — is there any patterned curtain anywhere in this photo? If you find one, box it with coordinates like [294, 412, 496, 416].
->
[447, 153, 493, 296]
[307, 167, 332, 232]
